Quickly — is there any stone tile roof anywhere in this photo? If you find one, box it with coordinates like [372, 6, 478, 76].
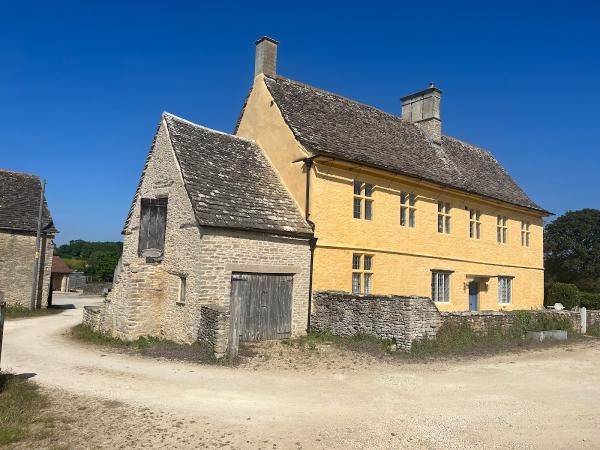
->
[262, 75, 545, 213]
[163, 113, 313, 236]
[51, 255, 72, 274]
[0, 169, 57, 233]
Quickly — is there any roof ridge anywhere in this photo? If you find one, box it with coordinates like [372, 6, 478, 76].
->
[267, 75, 407, 125]
[0, 168, 41, 179]
[162, 112, 256, 144]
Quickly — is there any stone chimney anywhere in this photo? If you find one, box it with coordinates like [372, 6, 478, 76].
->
[401, 83, 442, 144]
[255, 36, 278, 77]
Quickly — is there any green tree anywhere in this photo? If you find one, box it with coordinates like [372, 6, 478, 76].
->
[544, 209, 600, 292]
[55, 240, 123, 282]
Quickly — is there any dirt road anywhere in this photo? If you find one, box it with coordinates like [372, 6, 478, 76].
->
[3, 294, 600, 449]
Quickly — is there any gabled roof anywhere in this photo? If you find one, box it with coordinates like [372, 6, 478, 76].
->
[51, 256, 72, 274]
[162, 113, 312, 236]
[261, 75, 546, 213]
[0, 169, 57, 233]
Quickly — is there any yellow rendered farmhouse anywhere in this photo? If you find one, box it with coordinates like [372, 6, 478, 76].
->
[236, 37, 549, 312]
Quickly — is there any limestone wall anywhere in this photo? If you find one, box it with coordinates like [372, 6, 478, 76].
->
[311, 291, 442, 351]
[0, 230, 53, 308]
[198, 305, 229, 358]
[92, 117, 312, 345]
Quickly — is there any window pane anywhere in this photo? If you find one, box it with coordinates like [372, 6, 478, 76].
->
[445, 216, 451, 234]
[470, 209, 474, 220]
[431, 273, 437, 302]
[470, 222, 474, 238]
[364, 273, 372, 294]
[352, 273, 361, 294]
[445, 204, 451, 214]
[503, 228, 507, 243]
[476, 223, 481, 239]
[476, 211, 481, 221]
[497, 228, 501, 243]
[363, 255, 372, 271]
[497, 216, 501, 226]
[444, 274, 450, 302]
[409, 209, 415, 228]
[352, 254, 361, 270]
[364, 199, 373, 220]
[353, 180, 362, 195]
[353, 198, 361, 219]
[400, 206, 407, 226]
[400, 192, 407, 205]
[364, 183, 373, 197]
[179, 277, 186, 303]
[526, 233, 530, 247]
[438, 215, 443, 233]
[438, 201, 443, 212]
[409, 193, 416, 206]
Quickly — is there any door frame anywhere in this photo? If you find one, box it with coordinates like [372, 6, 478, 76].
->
[468, 281, 479, 311]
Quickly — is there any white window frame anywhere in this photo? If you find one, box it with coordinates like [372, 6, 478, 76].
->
[497, 215, 508, 244]
[352, 253, 373, 294]
[353, 181, 374, 221]
[438, 201, 451, 234]
[431, 271, 451, 303]
[521, 221, 530, 247]
[400, 192, 416, 228]
[498, 276, 512, 304]
[469, 209, 481, 239]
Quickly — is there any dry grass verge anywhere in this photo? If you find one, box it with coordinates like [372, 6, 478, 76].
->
[0, 373, 48, 446]
[71, 324, 221, 364]
[5, 305, 64, 320]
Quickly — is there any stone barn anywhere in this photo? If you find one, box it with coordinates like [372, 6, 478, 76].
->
[88, 113, 313, 344]
[0, 169, 57, 308]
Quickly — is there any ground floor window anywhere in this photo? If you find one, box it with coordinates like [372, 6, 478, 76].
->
[431, 271, 451, 303]
[498, 276, 512, 304]
[352, 254, 373, 294]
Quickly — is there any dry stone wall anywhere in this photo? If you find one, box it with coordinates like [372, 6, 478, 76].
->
[311, 291, 442, 351]
[198, 305, 229, 358]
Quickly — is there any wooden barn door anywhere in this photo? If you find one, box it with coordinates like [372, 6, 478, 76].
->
[230, 273, 293, 341]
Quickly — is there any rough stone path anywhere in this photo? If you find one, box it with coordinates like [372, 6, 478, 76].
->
[2, 294, 600, 449]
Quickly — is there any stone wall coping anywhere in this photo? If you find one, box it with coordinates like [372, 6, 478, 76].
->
[201, 304, 228, 313]
[314, 291, 429, 301]
[83, 305, 101, 313]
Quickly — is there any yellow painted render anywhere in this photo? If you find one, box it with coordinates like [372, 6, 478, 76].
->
[236, 74, 310, 213]
[236, 76, 546, 311]
[311, 162, 545, 311]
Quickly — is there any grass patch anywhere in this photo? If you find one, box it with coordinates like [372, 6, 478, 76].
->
[5, 304, 64, 320]
[0, 373, 47, 445]
[71, 324, 220, 364]
[282, 330, 392, 355]
[587, 323, 600, 337]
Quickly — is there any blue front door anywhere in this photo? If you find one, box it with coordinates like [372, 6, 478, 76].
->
[468, 282, 479, 311]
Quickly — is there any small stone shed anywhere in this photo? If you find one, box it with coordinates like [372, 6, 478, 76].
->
[51, 255, 72, 292]
[87, 113, 313, 344]
[0, 169, 56, 308]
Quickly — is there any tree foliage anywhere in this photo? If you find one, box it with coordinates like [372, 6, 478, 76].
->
[55, 240, 123, 282]
[544, 209, 600, 292]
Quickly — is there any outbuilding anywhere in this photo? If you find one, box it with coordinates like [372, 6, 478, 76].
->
[89, 113, 313, 344]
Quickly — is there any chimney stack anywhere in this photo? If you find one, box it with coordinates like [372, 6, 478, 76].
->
[255, 36, 278, 77]
[401, 83, 442, 144]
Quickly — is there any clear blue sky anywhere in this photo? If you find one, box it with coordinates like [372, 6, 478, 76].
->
[2, 1, 599, 245]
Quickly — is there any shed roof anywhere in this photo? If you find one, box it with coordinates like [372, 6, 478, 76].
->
[260, 75, 546, 213]
[51, 256, 73, 274]
[163, 113, 312, 236]
[0, 169, 57, 233]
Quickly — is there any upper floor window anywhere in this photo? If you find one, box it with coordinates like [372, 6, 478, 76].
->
[469, 209, 481, 239]
[437, 201, 451, 234]
[497, 216, 508, 244]
[352, 253, 373, 294]
[177, 276, 187, 305]
[138, 197, 168, 258]
[400, 192, 416, 227]
[498, 276, 512, 304]
[431, 271, 451, 303]
[353, 181, 373, 220]
[521, 221, 531, 247]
